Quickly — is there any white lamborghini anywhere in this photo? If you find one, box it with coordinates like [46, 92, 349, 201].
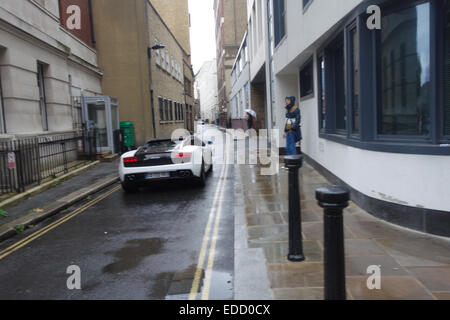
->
[119, 136, 213, 192]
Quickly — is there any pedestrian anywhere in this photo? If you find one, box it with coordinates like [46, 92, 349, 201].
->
[283, 96, 302, 155]
[246, 111, 254, 130]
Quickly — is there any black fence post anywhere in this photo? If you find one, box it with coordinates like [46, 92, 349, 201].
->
[16, 145, 25, 194]
[62, 140, 68, 174]
[316, 186, 350, 300]
[284, 155, 305, 262]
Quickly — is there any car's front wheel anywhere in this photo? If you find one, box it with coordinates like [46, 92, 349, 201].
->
[122, 182, 138, 193]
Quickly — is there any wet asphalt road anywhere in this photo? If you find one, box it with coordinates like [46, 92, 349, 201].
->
[0, 129, 234, 300]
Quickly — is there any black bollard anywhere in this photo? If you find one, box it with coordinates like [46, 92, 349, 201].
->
[316, 186, 350, 300]
[284, 155, 305, 262]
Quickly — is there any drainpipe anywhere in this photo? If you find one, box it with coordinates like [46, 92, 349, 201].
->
[88, 0, 96, 46]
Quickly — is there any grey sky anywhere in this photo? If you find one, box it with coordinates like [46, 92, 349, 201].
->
[189, 0, 216, 74]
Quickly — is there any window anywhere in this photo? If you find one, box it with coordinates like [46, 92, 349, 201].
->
[317, 0, 449, 154]
[378, 2, 431, 136]
[169, 100, 173, 121]
[161, 50, 165, 69]
[155, 40, 161, 66]
[0, 66, 4, 133]
[273, 0, 286, 46]
[245, 83, 250, 109]
[299, 59, 314, 99]
[185, 78, 192, 97]
[159, 97, 164, 121]
[349, 26, 360, 134]
[165, 50, 170, 71]
[317, 55, 326, 130]
[444, 2, 450, 136]
[37, 63, 48, 131]
[181, 104, 184, 120]
[258, 0, 263, 42]
[331, 35, 347, 131]
[164, 99, 169, 121]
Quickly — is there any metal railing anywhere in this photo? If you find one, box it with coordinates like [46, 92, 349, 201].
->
[0, 130, 97, 195]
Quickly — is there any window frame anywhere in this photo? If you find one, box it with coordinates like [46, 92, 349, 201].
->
[299, 57, 315, 101]
[316, 0, 450, 155]
[169, 100, 173, 121]
[158, 97, 164, 121]
[164, 98, 169, 121]
[273, 0, 286, 47]
[375, 0, 433, 141]
[37, 62, 48, 132]
[440, 0, 450, 140]
[346, 21, 360, 136]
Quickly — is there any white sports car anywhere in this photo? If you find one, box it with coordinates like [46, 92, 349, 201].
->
[119, 136, 213, 192]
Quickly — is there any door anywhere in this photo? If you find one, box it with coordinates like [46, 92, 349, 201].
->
[82, 96, 114, 152]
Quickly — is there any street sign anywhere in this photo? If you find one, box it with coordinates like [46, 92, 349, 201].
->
[7, 152, 16, 169]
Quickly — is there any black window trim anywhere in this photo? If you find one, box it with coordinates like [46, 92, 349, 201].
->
[315, 0, 450, 156]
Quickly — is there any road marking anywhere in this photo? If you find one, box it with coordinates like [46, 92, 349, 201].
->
[0, 185, 121, 261]
[189, 163, 227, 300]
[201, 164, 228, 300]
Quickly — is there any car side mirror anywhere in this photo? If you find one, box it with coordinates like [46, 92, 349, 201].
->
[208, 141, 213, 145]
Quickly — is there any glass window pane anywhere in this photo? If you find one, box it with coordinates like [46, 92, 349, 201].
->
[445, 4, 450, 136]
[334, 39, 347, 131]
[351, 28, 359, 133]
[379, 3, 431, 136]
[318, 56, 326, 129]
[87, 102, 108, 148]
[300, 60, 314, 98]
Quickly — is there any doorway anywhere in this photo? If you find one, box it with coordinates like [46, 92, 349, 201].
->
[82, 96, 119, 152]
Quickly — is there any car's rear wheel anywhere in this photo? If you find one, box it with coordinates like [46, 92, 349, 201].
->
[122, 182, 138, 193]
[197, 162, 206, 187]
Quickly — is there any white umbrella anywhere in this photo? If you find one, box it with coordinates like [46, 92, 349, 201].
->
[245, 109, 257, 119]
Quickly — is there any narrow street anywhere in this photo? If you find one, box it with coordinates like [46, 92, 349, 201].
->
[0, 131, 234, 300]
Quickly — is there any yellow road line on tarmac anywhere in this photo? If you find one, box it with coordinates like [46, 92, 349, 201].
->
[0, 185, 121, 261]
[189, 164, 227, 300]
[201, 164, 228, 300]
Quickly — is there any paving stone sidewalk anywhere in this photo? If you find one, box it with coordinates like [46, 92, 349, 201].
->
[236, 161, 450, 300]
[0, 160, 119, 227]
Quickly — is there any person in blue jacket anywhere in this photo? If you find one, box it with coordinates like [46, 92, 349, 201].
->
[283, 96, 302, 155]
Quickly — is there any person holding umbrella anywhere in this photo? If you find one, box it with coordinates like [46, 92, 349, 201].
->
[246, 109, 256, 130]
[283, 96, 302, 155]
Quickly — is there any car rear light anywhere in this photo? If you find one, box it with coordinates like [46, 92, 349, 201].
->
[123, 156, 138, 164]
[174, 152, 192, 159]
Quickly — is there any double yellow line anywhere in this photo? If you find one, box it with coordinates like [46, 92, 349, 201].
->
[189, 162, 229, 300]
[0, 185, 121, 261]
